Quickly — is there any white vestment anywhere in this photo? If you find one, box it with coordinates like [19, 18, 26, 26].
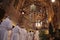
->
[28, 32, 34, 40]
[11, 25, 21, 40]
[0, 18, 12, 40]
[34, 31, 39, 40]
[19, 28, 27, 40]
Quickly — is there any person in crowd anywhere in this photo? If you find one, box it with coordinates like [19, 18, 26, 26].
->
[0, 8, 13, 40]
[19, 27, 28, 40]
[34, 31, 39, 40]
[28, 31, 34, 40]
[0, 17, 12, 40]
[0, 8, 5, 40]
[11, 24, 21, 40]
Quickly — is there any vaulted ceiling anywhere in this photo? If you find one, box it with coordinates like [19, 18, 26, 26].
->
[0, 0, 60, 30]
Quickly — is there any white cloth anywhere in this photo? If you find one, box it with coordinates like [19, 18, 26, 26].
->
[1, 18, 12, 30]
[0, 17, 12, 40]
[11, 25, 21, 40]
[28, 32, 34, 40]
[34, 31, 39, 40]
[19, 28, 28, 40]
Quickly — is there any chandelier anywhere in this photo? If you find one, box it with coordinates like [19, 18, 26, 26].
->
[51, 0, 55, 3]
[30, 4, 36, 12]
[35, 21, 42, 28]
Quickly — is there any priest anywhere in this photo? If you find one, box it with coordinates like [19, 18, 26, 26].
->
[11, 24, 21, 40]
[0, 16, 13, 40]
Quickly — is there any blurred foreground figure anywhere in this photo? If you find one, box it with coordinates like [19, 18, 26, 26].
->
[0, 10, 13, 40]
[0, 8, 5, 40]
[11, 25, 21, 40]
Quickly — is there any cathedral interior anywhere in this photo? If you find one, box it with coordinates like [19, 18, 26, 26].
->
[0, 0, 60, 40]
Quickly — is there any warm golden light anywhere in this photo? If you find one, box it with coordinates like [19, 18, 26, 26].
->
[45, 30, 49, 34]
[35, 22, 42, 28]
[22, 12, 24, 14]
[48, 17, 52, 23]
[51, 0, 55, 3]
[11, 21, 16, 26]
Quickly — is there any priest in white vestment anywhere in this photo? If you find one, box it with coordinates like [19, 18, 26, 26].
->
[0, 17, 13, 40]
[11, 25, 21, 40]
[28, 31, 34, 40]
[34, 31, 39, 40]
[19, 28, 28, 40]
